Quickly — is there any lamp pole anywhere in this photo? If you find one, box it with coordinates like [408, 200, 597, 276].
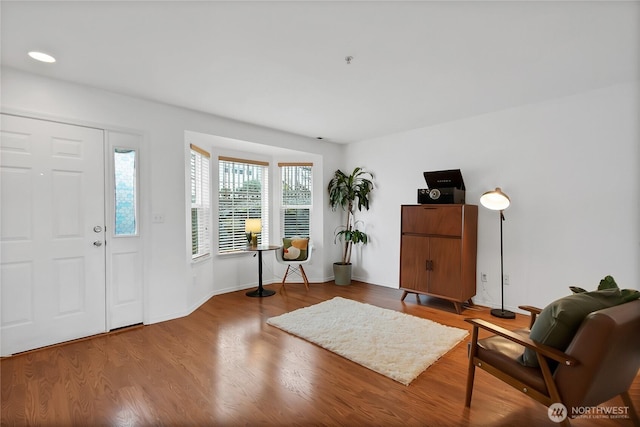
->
[491, 209, 515, 319]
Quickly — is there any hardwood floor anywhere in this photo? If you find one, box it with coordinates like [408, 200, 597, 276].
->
[2, 281, 638, 426]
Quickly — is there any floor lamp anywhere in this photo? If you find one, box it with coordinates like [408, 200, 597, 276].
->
[480, 187, 515, 319]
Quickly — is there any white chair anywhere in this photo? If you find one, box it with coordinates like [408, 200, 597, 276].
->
[275, 243, 313, 291]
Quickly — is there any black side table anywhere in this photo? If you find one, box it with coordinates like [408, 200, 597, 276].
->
[245, 245, 281, 297]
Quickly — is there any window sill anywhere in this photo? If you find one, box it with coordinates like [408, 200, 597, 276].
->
[191, 254, 211, 265]
[217, 249, 260, 258]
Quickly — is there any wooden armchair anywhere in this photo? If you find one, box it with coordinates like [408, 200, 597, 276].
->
[465, 300, 640, 426]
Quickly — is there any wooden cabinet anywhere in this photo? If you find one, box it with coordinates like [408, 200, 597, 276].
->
[399, 204, 478, 314]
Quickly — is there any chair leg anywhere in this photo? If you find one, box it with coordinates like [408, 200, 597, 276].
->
[279, 265, 291, 293]
[536, 353, 572, 426]
[299, 265, 310, 290]
[621, 391, 640, 427]
[281, 265, 291, 285]
[465, 362, 476, 408]
[465, 326, 479, 407]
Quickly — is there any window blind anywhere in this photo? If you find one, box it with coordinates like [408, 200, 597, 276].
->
[218, 157, 269, 253]
[280, 164, 312, 238]
[191, 145, 210, 259]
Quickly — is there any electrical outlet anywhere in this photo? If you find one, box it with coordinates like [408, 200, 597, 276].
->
[481, 273, 487, 282]
[503, 275, 510, 285]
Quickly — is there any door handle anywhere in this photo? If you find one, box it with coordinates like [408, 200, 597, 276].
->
[93, 241, 103, 247]
[93, 226, 103, 233]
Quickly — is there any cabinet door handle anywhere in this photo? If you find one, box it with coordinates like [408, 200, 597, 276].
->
[425, 260, 434, 271]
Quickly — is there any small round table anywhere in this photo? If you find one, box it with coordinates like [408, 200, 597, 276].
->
[245, 245, 281, 297]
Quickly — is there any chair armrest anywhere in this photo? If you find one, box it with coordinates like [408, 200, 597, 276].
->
[518, 305, 543, 329]
[518, 305, 542, 315]
[465, 318, 578, 366]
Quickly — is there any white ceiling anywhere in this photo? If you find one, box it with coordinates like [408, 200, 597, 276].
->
[1, 1, 638, 143]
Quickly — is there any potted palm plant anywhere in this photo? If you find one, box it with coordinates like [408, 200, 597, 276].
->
[327, 167, 374, 285]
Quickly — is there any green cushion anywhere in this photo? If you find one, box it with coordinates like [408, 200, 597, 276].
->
[598, 275, 619, 290]
[519, 284, 628, 367]
[282, 237, 309, 261]
[597, 275, 640, 301]
[621, 288, 640, 303]
[570, 276, 640, 301]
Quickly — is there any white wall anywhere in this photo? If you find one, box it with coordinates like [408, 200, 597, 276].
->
[6, 67, 635, 321]
[345, 81, 640, 311]
[1, 67, 344, 324]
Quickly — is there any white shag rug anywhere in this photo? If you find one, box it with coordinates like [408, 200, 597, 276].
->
[266, 297, 468, 385]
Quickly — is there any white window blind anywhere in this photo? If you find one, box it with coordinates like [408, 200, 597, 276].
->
[218, 157, 269, 253]
[191, 145, 210, 259]
[280, 163, 312, 238]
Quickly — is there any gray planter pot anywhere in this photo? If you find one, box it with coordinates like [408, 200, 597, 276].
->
[333, 262, 352, 286]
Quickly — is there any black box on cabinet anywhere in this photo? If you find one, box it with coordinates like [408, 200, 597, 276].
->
[418, 169, 466, 204]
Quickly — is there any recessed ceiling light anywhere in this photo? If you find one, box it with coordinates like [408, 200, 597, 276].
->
[28, 51, 56, 63]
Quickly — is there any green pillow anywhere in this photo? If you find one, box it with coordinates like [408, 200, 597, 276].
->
[282, 237, 309, 261]
[519, 287, 626, 367]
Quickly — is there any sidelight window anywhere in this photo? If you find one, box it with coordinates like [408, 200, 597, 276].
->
[114, 148, 137, 236]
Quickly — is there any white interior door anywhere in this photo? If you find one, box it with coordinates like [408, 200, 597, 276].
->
[1, 114, 107, 356]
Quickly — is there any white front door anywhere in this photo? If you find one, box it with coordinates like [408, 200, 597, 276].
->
[1, 114, 107, 356]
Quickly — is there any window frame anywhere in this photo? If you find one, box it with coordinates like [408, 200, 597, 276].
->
[279, 162, 313, 239]
[218, 156, 270, 254]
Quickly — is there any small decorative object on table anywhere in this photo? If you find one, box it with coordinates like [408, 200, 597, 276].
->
[245, 218, 262, 247]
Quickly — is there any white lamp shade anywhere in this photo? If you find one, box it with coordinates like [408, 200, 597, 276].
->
[245, 218, 262, 233]
[480, 187, 511, 211]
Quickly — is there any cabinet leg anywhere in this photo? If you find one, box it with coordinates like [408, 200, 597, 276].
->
[467, 298, 475, 307]
[401, 291, 408, 301]
[453, 301, 463, 314]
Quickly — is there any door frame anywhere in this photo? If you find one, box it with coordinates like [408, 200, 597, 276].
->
[1, 109, 148, 336]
